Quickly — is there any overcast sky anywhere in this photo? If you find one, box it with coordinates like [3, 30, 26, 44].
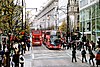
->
[24, 0, 48, 20]
[25, 0, 48, 11]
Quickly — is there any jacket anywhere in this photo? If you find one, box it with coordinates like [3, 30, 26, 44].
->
[96, 51, 100, 60]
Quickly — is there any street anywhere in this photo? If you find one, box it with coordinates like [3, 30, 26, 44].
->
[24, 44, 95, 67]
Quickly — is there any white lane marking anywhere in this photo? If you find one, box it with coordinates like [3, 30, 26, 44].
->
[32, 53, 34, 59]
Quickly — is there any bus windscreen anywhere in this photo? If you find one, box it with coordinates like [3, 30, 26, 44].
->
[33, 31, 40, 34]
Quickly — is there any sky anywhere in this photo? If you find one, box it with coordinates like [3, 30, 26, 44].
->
[25, 0, 48, 8]
[25, 0, 48, 21]
[25, 0, 48, 14]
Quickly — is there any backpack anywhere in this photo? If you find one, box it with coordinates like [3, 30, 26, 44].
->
[20, 57, 24, 61]
[81, 50, 86, 55]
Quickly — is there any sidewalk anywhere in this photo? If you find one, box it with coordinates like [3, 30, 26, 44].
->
[24, 49, 32, 67]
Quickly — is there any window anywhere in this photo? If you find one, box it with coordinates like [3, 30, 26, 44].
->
[87, 21, 91, 31]
[90, 0, 95, 3]
[80, 0, 88, 8]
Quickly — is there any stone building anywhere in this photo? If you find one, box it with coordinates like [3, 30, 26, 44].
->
[67, 0, 79, 32]
[34, 0, 58, 30]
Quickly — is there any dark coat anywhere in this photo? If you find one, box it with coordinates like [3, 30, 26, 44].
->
[13, 53, 19, 64]
[81, 50, 86, 57]
[89, 51, 95, 59]
[72, 50, 76, 58]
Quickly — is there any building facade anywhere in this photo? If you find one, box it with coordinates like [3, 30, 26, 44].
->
[68, 0, 79, 32]
[34, 0, 58, 30]
[79, 0, 100, 43]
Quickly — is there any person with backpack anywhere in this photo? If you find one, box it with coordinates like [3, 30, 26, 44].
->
[19, 54, 24, 67]
[81, 48, 87, 63]
[89, 50, 95, 66]
[95, 50, 100, 67]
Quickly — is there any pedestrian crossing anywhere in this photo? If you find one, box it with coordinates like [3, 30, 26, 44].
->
[32, 50, 70, 59]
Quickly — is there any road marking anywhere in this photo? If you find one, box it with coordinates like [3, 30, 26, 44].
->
[32, 53, 34, 59]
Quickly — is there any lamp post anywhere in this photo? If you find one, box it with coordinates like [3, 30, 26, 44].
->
[22, 0, 24, 30]
[25, 7, 37, 29]
[55, 14, 58, 30]
[47, 15, 50, 29]
[67, 1, 70, 42]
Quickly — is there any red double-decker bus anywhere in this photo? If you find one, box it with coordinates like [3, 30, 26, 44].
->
[43, 30, 62, 49]
[32, 30, 42, 46]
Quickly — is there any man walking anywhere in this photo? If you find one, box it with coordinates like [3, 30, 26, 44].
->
[72, 49, 77, 62]
[81, 48, 87, 63]
[89, 50, 95, 66]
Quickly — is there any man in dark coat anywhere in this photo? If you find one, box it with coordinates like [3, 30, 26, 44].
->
[13, 51, 19, 67]
[72, 49, 77, 62]
[81, 48, 87, 63]
[89, 50, 95, 66]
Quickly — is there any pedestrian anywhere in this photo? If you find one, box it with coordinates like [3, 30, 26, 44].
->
[27, 42, 30, 51]
[61, 40, 66, 50]
[19, 54, 24, 67]
[81, 48, 87, 63]
[68, 43, 71, 50]
[2, 54, 7, 67]
[72, 41, 76, 50]
[72, 49, 77, 62]
[13, 51, 19, 67]
[91, 41, 95, 51]
[79, 41, 83, 51]
[89, 50, 95, 66]
[10, 54, 15, 67]
[95, 50, 100, 67]
[22, 42, 26, 54]
[21, 42, 24, 55]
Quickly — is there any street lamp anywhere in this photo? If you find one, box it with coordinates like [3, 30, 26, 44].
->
[25, 7, 37, 29]
[47, 15, 50, 29]
[55, 14, 58, 30]
[67, 2, 70, 42]
[22, 0, 24, 30]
